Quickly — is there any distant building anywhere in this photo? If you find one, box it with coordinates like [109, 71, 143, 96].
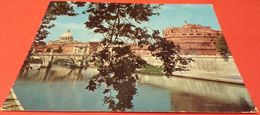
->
[87, 42, 101, 54]
[34, 30, 100, 55]
[47, 30, 80, 45]
[130, 44, 151, 56]
[33, 45, 47, 53]
[163, 23, 222, 55]
[34, 23, 222, 56]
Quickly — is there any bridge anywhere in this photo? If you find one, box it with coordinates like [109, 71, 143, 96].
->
[30, 53, 90, 67]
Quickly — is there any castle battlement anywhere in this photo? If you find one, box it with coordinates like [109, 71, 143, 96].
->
[163, 23, 221, 38]
[163, 23, 222, 55]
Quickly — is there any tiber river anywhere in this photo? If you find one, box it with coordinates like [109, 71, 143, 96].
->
[12, 65, 255, 112]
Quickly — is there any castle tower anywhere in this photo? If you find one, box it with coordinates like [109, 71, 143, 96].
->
[163, 24, 222, 55]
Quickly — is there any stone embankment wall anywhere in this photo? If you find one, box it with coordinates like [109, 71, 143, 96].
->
[142, 55, 240, 75]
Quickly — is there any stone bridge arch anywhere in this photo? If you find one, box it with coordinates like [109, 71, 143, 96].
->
[31, 54, 88, 67]
[28, 56, 45, 67]
[52, 56, 76, 66]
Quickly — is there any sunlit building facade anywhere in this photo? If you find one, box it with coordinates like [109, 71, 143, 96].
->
[163, 23, 222, 55]
[34, 30, 100, 55]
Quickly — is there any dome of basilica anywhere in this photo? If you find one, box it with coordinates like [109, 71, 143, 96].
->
[60, 30, 73, 41]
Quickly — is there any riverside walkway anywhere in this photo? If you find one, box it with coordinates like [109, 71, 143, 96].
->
[172, 70, 243, 85]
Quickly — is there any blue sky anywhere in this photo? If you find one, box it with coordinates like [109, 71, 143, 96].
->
[45, 4, 221, 42]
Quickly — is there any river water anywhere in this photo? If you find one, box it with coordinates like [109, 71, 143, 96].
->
[12, 65, 255, 112]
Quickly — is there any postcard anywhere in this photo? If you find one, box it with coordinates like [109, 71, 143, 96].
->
[1, 1, 256, 113]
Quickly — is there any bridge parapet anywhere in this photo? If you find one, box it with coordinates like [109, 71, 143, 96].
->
[30, 53, 90, 67]
[33, 53, 88, 56]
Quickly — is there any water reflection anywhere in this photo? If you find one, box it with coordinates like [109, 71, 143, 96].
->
[19, 65, 96, 81]
[14, 66, 254, 112]
[139, 74, 255, 112]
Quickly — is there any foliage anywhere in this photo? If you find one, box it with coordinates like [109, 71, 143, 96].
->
[215, 35, 230, 60]
[35, 1, 79, 43]
[33, 2, 192, 111]
[138, 64, 164, 75]
[84, 3, 192, 111]
[57, 46, 63, 53]
[25, 1, 86, 63]
[148, 30, 193, 76]
[45, 48, 52, 52]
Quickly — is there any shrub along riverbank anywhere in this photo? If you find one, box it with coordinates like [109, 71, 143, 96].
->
[138, 64, 164, 75]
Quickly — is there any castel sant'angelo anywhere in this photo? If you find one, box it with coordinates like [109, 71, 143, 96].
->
[163, 22, 222, 55]
[34, 23, 222, 56]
